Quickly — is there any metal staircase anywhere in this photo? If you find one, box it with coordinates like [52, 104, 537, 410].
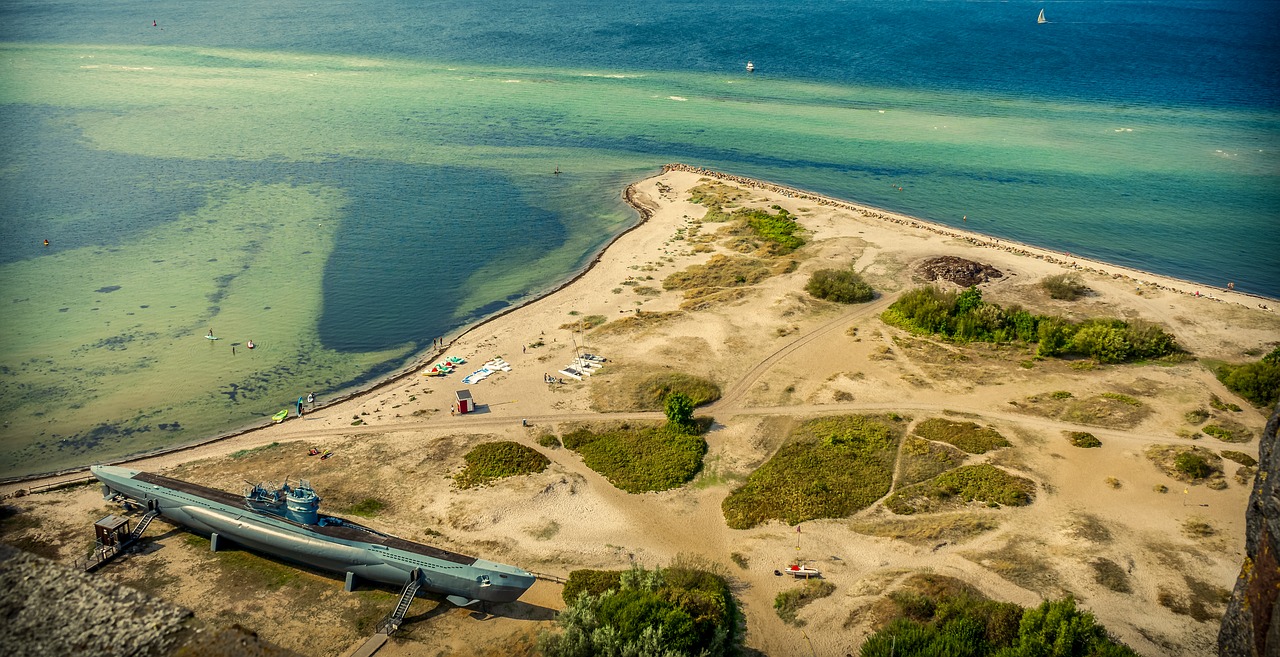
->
[128, 510, 159, 542]
[377, 569, 421, 635]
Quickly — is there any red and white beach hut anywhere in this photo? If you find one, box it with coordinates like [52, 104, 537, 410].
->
[454, 390, 474, 414]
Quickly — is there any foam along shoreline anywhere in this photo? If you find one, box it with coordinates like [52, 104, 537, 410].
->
[659, 163, 1276, 307]
[1, 163, 1271, 490]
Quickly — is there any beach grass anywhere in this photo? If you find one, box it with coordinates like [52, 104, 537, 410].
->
[912, 418, 1010, 454]
[1065, 431, 1102, 448]
[1014, 391, 1152, 429]
[721, 415, 904, 529]
[885, 464, 1035, 515]
[591, 369, 721, 412]
[896, 436, 966, 488]
[849, 513, 999, 546]
[775, 580, 836, 626]
[561, 424, 707, 493]
[453, 441, 550, 489]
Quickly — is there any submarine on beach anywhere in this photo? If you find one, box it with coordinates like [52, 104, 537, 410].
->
[90, 465, 535, 606]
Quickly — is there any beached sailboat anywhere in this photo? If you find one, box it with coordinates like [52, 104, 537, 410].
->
[1037, 9, 1047, 24]
[746, 60, 755, 72]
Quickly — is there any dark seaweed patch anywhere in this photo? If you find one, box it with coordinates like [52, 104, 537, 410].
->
[95, 285, 121, 293]
[58, 307, 69, 312]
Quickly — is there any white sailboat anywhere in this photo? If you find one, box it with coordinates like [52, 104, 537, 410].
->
[746, 60, 755, 72]
[1037, 9, 1047, 24]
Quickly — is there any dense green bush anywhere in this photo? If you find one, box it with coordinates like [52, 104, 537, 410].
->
[738, 207, 804, 253]
[562, 569, 624, 603]
[882, 286, 1178, 363]
[540, 564, 741, 657]
[860, 595, 1137, 657]
[562, 424, 707, 493]
[1041, 273, 1090, 300]
[1215, 346, 1280, 407]
[453, 441, 550, 489]
[664, 392, 695, 432]
[1175, 452, 1213, 479]
[805, 268, 875, 303]
[722, 415, 903, 528]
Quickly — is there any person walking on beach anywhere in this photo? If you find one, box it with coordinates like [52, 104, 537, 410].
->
[307, 392, 315, 407]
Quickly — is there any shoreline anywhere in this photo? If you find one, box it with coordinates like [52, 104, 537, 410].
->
[660, 163, 1277, 307]
[2, 163, 1271, 488]
[0, 182, 659, 488]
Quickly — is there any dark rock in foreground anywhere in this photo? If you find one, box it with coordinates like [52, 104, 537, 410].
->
[1219, 401, 1280, 657]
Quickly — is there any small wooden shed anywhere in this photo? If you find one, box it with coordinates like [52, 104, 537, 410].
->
[94, 514, 131, 548]
[454, 390, 474, 414]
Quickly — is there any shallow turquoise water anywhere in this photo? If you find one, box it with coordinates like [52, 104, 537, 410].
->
[0, 1, 1277, 477]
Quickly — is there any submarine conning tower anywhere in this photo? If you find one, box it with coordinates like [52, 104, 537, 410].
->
[284, 480, 320, 525]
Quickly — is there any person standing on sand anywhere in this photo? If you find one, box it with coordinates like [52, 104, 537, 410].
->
[307, 392, 315, 407]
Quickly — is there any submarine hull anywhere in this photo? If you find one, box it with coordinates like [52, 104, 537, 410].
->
[91, 465, 533, 604]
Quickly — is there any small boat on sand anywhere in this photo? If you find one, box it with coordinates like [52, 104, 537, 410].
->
[781, 562, 821, 579]
[271, 410, 289, 424]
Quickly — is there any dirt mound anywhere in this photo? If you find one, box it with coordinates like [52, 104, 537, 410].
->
[917, 256, 1003, 286]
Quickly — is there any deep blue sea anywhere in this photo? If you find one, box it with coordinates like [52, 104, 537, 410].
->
[1, 0, 1277, 475]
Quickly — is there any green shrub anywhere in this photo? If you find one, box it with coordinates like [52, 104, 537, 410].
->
[1209, 394, 1243, 412]
[1041, 273, 1089, 300]
[774, 580, 836, 625]
[562, 569, 624, 603]
[1175, 452, 1212, 479]
[805, 268, 874, 303]
[738, 207, 805, 253]
[1066, 431, 1102, 448]
[561, 424, 707, 493]
[1203, 421, 1252, 443]
[882, 285, 1177, 363]
[537, 434, 561, 449]
[886, 464, 1035, 515]
[1215, 347, 1280, 406]
[1184, 408, 1210, 425]
[913, 418, 1010, 454]
[665, 392, 696, 432]
[722, 415, 903, 528]
[454, 441, 550, 489]
[541, 564, 741, 657]
[860, 593, 1136, 657]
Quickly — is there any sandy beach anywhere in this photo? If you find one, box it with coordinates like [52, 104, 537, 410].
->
[3, 167, 1277, 656]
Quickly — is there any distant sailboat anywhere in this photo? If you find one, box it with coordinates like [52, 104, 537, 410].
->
[1037, 9, 1047, 24]
[746, 60, 755, 73]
